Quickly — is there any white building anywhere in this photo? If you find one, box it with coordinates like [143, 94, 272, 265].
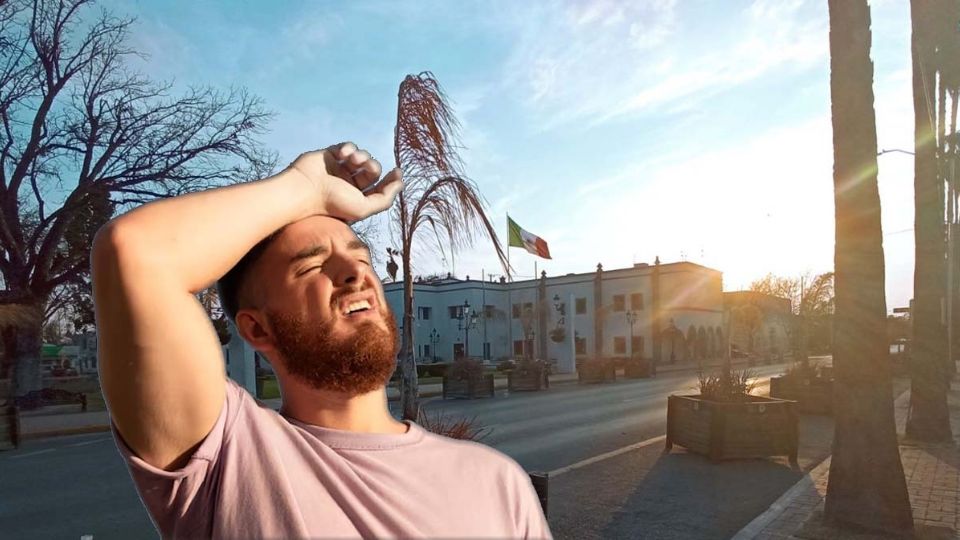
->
[383, 259, 728, 373]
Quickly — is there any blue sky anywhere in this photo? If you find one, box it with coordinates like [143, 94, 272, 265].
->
[111, 0, 916, 311]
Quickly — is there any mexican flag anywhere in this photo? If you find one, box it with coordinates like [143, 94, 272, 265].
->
[508, 216, 552, 259]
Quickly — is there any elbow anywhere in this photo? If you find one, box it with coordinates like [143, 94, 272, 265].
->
[90, 221, 142, 279]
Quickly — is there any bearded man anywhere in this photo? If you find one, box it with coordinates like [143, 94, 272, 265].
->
[92, 142, 552, 539]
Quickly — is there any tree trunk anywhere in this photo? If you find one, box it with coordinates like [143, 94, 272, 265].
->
[906, 0, 953, 442]
[10, 302, 45, 399]
[824, 0, 914, 534]
[399, 256, 420, 421]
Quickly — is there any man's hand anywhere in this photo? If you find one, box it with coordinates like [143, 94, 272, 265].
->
[289, 142, 404, 223]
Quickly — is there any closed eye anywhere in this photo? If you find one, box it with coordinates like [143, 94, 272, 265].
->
[298, 265, 322, 276]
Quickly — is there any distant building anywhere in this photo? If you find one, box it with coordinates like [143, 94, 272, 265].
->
[383, 259, 728, 372]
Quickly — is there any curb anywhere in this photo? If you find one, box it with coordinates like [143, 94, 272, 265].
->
[731, 387, 913, 540]
[19, 424, 112, 441]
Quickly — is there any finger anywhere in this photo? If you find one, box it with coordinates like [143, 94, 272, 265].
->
[332, 142, 357, 161]
[345, 149, 371, 169]
[360, 168, 404, 214]
[352, 157, 383, 190]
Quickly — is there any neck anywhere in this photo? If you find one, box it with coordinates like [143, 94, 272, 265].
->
[277, 376, 407, 434]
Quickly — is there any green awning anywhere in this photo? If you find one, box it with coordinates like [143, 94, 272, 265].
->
[41, 343, 62, 357]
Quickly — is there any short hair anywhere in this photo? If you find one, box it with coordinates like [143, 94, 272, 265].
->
[216, 225, 288, 324]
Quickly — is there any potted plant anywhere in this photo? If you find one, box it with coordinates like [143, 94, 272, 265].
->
[442, 358, 495, 399]
[578, 357, 616, 384]
[665, 368, 799, 466]
[624, 353, 656, 378]
[508, 358, 550, 392]
[769, 360, 833, 415]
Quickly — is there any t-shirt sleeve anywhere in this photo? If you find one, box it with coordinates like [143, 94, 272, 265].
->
[110, 378, 248, 538]
[512, 465, 553, 540]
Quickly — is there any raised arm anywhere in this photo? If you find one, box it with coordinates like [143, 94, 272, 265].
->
[91, 143, 401, 470]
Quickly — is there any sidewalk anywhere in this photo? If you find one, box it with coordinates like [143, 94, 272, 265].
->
[736, 380, 960, 539]
[11, 355, 773, 441]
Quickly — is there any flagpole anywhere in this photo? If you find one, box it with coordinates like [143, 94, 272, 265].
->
[506, 213, 513, 359]
[506, 213, 512, 282]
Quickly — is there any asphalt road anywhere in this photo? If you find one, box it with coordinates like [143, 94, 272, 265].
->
[0, 363, 812, 539]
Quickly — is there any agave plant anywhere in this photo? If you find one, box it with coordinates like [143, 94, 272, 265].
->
[416, 408, 492, 442]
[391, 72, 510, 421]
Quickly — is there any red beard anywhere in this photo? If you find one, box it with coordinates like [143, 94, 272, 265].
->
[266, 305, 398, 396]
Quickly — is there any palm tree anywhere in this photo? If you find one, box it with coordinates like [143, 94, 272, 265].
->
[823, 0, 913, 534]
[906, 0, 955, 441]
[391, 72, 510, 421]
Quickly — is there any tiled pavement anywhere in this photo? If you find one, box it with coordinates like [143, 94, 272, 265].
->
[737, 379, 960, 539]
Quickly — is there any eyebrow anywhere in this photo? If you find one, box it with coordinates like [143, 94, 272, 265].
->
[288, 240, 370, 265]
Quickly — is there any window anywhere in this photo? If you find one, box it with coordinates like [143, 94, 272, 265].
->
[512, 303, 521, 319]
[483, 342, 491, 359]
[418, 306, 432, 320]
[449, 305, 463, 319]
[523, 302, 533, 314]
[423, 344, 432, 359]
[631, 336, 644, 356]
[513, 340, 524, 356]
[614, 336, 627, 354]
[576, 297, 587, 314]
[613, 295, 625, 312]
[631, 293, 644, 310]
[575, 336, 587, 355]
[484, 305, 495, 319]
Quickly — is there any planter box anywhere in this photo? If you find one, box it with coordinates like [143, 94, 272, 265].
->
[0, 406, 17, 450]
[769, 376, 833, 415]
[442, 374, 495, 399]
[508, 367, 549, 392]
[665, 394, 799, 466]
[624, 358, 656, 379]
[417, 363, 450, 378]
[578, 358, 616, 384]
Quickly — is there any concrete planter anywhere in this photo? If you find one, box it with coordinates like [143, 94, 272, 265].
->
[769, 376, 833, 415]
[0, 406, 17, 450]
[665, 394, 799, 466]
[624, 358, 656, 379]
[442, 374, 495, 399]
[578, 358, 616, 384]
[508, 366, 549, 392]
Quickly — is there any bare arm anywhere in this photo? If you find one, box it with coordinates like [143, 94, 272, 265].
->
[92, 143, 401, 470]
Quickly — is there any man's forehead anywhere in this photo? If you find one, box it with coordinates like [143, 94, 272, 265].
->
[274, 217, 364, 256]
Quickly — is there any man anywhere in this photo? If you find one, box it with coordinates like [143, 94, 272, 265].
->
[92, 142, 552, 539]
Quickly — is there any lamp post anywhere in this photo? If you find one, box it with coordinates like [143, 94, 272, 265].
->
[458, 300, 479, 360]
[626, 310, 638, 357]
[429, 329, 440, 363]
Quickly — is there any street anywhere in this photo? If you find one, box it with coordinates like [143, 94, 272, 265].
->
[0, 363, 827, 539]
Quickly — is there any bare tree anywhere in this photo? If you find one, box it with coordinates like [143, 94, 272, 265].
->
[0, 0, 275, 399]
[391, 72, 509, 420]
[824, 0, 913, 533]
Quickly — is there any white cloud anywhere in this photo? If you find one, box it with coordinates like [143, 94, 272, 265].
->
[495, 0, 827, 131]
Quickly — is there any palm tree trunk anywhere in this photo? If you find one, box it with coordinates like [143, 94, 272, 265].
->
[906, 0, 953, 442]
[399, 255, 420, 421]
[824, 0, 914, 533]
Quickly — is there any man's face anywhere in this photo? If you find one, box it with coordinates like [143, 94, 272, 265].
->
[251, 215, 398, 395]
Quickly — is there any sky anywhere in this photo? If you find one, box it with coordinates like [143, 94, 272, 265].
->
[107, 0, 917, 311]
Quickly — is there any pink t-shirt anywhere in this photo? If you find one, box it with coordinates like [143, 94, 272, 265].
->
[112, 378, 552, 539]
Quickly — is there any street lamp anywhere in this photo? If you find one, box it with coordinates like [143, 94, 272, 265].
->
[429, 329, 440, 363]
[626, 310, 638, 357]
[457, 300, 479, 359]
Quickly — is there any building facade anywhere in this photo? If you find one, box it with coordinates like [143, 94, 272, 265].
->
[383, 259, 728, 373]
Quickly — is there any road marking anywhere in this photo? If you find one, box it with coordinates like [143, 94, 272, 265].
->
[548, 434, 667, 477]
[9, 448, 55, 459]
[66, 437, 111, 448]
